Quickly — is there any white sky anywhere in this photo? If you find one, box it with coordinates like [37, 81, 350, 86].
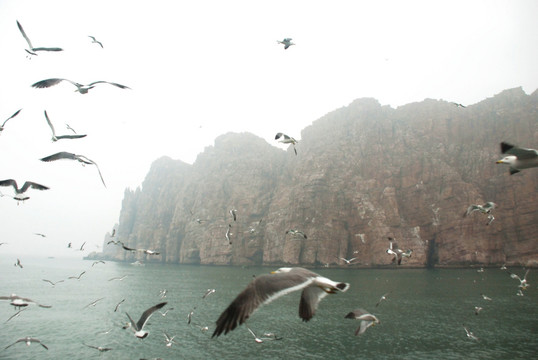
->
[0, 0, 537, 258]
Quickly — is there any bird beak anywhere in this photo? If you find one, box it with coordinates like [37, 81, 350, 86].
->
[495, 160, 503, 164]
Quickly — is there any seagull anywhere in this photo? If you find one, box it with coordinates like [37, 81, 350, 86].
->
[496, 142, 538, 175]
[246, 326, 264, 343]
[4, 336, 48, 350]
[5, 308, 28, 323]
[500, 264, 507, 270]
[42, 279, 64, 286]
[275, 132, 298, 155]
[114, 299, 125, 312]
[43, 110, 87, 142]
[226, 224, 232, 244]
[277, 38, 295, 49]
[159, 308, 174, 317]
[108, 275, 128, 281]
[79, 242, 86, 251]
[32, 78, 131, 94]
[463, 324, 479, 341]
[163, 333, 176, 347]
[68, 271, 86, 280]
[159, 289, 167, 299]
[110, 228, 116, 237]
[212, 267, 350, 337]
[230, 209, 237, 221]
[126, 302, 167, 339]
[336, 257, 357, 265]
[344, 308, 380, 336]
[121, 243, 137, 251]
[507, 269, 530, 290]
[83, 343, 113, 352]
[386, 237, 412, 265]
[286, 229, 307, 239]
[202, 289, 216, 299]
[92, 260, 105, 267]
[0, 179, 49, 203]
[34, 233, 46, 237]
[67, 242, 72, 248]
[84, 298, 105, 309]
[481, 293, 492, 301]
[0, 109, 22, 133]
[187, 308, 195, 324]
[450, 102, 466, 108]
[517, 289, 525, 297]
[375, 292, 390, 307]
[463, 202, 496, 225]
[0, 294, 52, 309]
[14, 258, 23, 268]
[65, 123, 77, 134]
[16, 20, 62, 57]
[88, 35, 103, 48]
[39, 152, 106, 188]
[474, 306, 483, 315]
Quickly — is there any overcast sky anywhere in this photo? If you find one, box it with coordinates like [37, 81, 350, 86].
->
[0, 0, 536, 258]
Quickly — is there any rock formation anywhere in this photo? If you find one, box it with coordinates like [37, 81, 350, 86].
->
[88, 87, 538, 267]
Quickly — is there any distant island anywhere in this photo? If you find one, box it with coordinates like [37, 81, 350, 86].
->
[87, 87, 538, 268]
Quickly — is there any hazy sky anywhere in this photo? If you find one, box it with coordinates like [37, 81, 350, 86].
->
[0, 0, 536, 258]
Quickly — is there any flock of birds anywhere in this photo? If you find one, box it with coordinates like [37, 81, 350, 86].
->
[2, 19, 537, 357]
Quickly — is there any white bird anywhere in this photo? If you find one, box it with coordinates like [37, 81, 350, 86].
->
[212, 267, 349, 337]
[126, 302, 167, 338]
[246, 326, 264, 343]
[4, 336, 48, 350]
[0, 179, 49, 203]
[507, 269, 530, 290]
[275, 132, 298, 155]
[68, 271, 86, 280]
[39, 151, 106, 188]
[463, 202, 496, 225]
[84, 298, 104, 309]
[226, 224, 232, 244]
[16, 20, 62, 56]
[83, 343, 113, 352]
[230, 209, 237, 221]
[474, 306, 483, 315]
[42, 279, 64, 286]
[496, 142, 538, 175]
[108, 275, 128, 281]
[92, 260, 105, 267]
[481, 293, 492, 301]
[386, 237, 412, 265]
[163, 332, 176, 347]
[159, 308, 174, 317]
[0, 294, 52, 309]
[32, 78, 130, 94]
[375, 292, 390, 307]
[88, 35, 103, 48]
[44, 110, 87, 142]
[277, 38, 295, 49]
[336, 256, 357, 265]
[203, 289, 216, 299]
[0, 109, 22, 133]
[344, 308, 380, 336]
[463, 324, 479, 341]
[286, 229, 307, 239]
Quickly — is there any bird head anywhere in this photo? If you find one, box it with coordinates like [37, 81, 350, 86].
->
[496, 155, 516, 165]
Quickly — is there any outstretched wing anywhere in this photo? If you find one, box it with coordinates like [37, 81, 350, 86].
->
[32, 78, 77, 89]
[0, 179, 18, 191]
[137, 302, 167, 330]
[44, 110, 56, 137]
[40, 152, 79, 162]
[88, 81, 131, 90]
[2, 109, 22, 127]
[20, 181, 49, 193]
[16, 21, 33, 49]
[501, 142, 538, 160]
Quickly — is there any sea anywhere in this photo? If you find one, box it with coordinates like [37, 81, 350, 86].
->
[0, 256, 536, 360]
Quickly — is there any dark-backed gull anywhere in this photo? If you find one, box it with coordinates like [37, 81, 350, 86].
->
[17, 20, 62, 56]
[32, 78, 130, 94]
[344, 308, 380, 336]
[126, 302, 167, 338]
[277, 38, 295, 49]
[496, 142, 538, 174]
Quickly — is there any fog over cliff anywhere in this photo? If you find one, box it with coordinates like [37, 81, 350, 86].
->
[89, 87, 538, 267]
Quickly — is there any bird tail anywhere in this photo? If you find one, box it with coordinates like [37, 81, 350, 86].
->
[336, 282, 350, 292]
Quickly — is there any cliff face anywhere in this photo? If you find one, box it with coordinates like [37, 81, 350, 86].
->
[92, 87, 538, 267]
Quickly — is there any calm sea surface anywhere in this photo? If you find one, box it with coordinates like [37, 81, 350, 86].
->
[0, 256, 536, 360]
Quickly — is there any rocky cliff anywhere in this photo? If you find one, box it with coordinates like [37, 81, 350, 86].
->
[89, 87, 538, 267]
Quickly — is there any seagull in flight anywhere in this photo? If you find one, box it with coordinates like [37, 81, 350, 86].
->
[16, 20, 62, 57]
[375, 292, 390, 307]
[83, 343, 113, 352]
[4, 336, 48, 350]
[0, 109, 22, 134]
[108, 275, 128, 281]
[14, 258, 23, 268]
[463, 324, 479, 341]
[496, 142, 538, 175]
[44, 111, 86, 142]
[226, 224, 232, 244]
[39, 152, 106, 188]
[114, 299, 125, 312]
[463, 202, 496, 225]
[42, 279, 64, 286]
[84, 298, 105, 309]
[450, 102, 466, 108]
[0, 294, 52, 309]
[88, 36, 103, 48]
[507, 269, 530, 290]
[230, 208, 237, 221]
[92, 260, 105, 267]
[5, 308, 28, 323]
[0, 179, 49, 203]
[277, 38, 295, 49]
[202, 289, 216, 299]
[275, 132, 298, 155]
[126, 302, 167, 338]
[481, 293, 492, 301]
[344, 308, 380, 336]
[386, 237, 412, 265]
[474, 306, 483, 315]
[32, 78, 131, 94]
[286, 229, 307, 239]
[163, 332, 176, 347]
[336, 256, 357, 265]
[68, 271, 86, 280]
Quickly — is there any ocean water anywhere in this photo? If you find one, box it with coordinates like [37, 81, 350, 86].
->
[0, 256, 536, 360]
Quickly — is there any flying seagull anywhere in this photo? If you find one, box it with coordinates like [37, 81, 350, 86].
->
[114, 299, 125, 312]
[286, 229, 307, 239]
[68, 271, 86, 280]
[88, 36, 103, 48]
[463, 202, 496, 226]
[163, 333, 176, 347]
[230, 209, 237, 221]
[474, 306, 483, 315]
[5, 308, 28, 323]
[126, 302, 167, 338]
[386, 237, 412, 265]
[84, 297, 105, 309]
[39, 151, 106, 188]
[275, 132, 298, 155]
[481, 293, 492, 301]
[450, 102, 466, 108]
[109, 275, 128, 281]
[375, 292, 390, 307]
[42, 279, 64, 286]
[344, 308, 380, 336]
[159, 308, 174, 317]
[92, 260, 105, 267]
[212, 267, 350, 337]
[463, 324, 479, 341]
[507, 269, 530, 290]
[336, 256, 357, 265]
[4, 337, 48, 350]
[203, 289, 216, 299]
[32, 78, 131, 94]
[14, 258, 23, 268]
[34, 233, 46, 237]
[83, 343, 113, 352]
[44, 111, 86, 142]
[225, 224, 232, 244]
[0, 294, 52, 309]
[496, 142, 538, 175]
[246, 326, 264, 343]
[0, 179, 49, 203]
[277, 38, 295, 49]
[0, 109, 22, 133]
[16, 20, 62, 56]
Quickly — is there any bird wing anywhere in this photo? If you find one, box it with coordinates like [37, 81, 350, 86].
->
[212, 271, 315, 337]
[79, 156, 106, 188]
[88, 81, 131, 90]
[275, 132, 284, 140]
[32, 47, 63, 52]
[32, 78, 71, 89]
[44, 110, 57, 137]
[298, 285, 329, 321]
[0, 179, 18, 191]
[16, 21, 33, 49]
[55, 134, 87, 140]
[136, 302, 167, 330]
[40, 152, 77, 162]
[125, 312, 139, 331]
[20, 181, 49, 193]
[2, 109, 22, 127]
[505, 144, 538, 160]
